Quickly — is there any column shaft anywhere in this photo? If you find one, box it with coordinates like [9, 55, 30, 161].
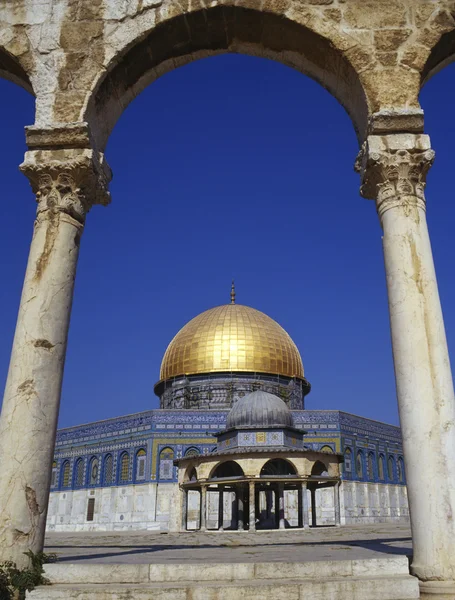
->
[334, 482, 341, 527]
[200, 485, 207, 531]
[218, 486, 224, 531]
[181, 489, 188, 531]
[0, 148, 110, 567]
[278, 483, 285, 529]
[248, 481, 255, 532]
[301, 482, 310, 529]
[237, 487, 244, 531]
[0, 196, 83, 564]
[359, 134, 455, 592]
[310, 488, 317, 527]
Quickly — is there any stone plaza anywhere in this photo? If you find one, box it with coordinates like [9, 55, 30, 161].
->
[1, 0, 455, 598]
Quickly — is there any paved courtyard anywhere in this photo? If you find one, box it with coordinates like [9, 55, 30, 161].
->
[44, 523, 412, 564]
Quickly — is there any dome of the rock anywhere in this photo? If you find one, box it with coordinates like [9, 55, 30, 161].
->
[226, 390, 294, 430]
[159, 303, 304, 381]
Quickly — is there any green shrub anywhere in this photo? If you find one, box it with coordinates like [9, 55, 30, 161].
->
[0, 551, 57, 600]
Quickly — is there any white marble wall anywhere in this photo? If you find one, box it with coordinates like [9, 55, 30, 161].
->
[340, 481, 409, 525]
[46, 481, 409, 532]
[46, 484, 179, 532]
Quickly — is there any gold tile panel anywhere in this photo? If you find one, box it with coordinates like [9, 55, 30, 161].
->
[160, 304, 304, 380]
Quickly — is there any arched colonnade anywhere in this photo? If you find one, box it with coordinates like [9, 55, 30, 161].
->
[0, 2, 454, 597]
[178, 455, 341, 532]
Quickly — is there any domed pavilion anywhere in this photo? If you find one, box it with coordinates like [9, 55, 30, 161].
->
[175, 389, 342, 532]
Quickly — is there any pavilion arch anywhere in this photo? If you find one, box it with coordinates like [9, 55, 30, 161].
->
[260, 458, 297, 477]
[84, 6, 369, 151]
[311, 460, 330, 477]
[210, 460, 244, 479]
[184, 465, 198, 483]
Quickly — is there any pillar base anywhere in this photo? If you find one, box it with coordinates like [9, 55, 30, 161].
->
[419, 581, 455, 599]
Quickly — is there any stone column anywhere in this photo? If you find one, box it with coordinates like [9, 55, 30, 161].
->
[248, 480, 255, 532]
[218, 486, 224, 531]
[310, 488, 317, 527]
[358, 133, 455, 597]
[0, 136, 111, 567]
[181, 488, 188, 531]
[278, 483, 285, 529]
[334, 482, 341, 527]
[200, 485, 207, 531]
[301, 481, 310, 529]
[237, 487, 244, 531]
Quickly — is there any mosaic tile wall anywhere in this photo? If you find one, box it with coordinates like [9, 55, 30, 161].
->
[52, 409, 405, 490]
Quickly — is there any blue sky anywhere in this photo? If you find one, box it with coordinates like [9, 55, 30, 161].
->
[0, 55, 454, 429]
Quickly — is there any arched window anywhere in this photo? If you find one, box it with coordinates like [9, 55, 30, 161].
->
[119, 452, 130, 483]
[89, 457, 99, 486]
[74, 458, 84, 488]
[388, 456, 395, 481]
[135, 449, 146, 481]
[185, 447, 200, 458]
[320, 445, 333, 453]
[398, 457, 405, 483]
[51, 461, 58, 488]
[367, 452, 375, 481]
[356, 451, 364, 479]
[188, 467, 197, 481]
[212, 461, 244, 479]
[311, 461, 329, 477]
[378, 454, 385, 480]
[61, 461, 70, 487]
[159, 447, 175, 480]
[344, 448, 352, 473]
[103, 454, 114, 485]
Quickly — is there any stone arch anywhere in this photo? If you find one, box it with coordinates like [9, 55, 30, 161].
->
[311, 460, 329, 477]
[0, 46, 33, 94]
[84, 6, 369, 150]
[260, 458, 297, 477]
[422, 29, 455, 86]
[210, 460, 244, 479]
[185, 465, 198, 482]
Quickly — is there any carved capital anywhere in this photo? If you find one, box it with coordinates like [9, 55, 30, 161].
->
[20, 148, 111, 226]
[355, 134, 434, 220]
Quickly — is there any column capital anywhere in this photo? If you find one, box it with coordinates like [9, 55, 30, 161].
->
[355, 134, 434, 221]
[20, 146, 111, 226]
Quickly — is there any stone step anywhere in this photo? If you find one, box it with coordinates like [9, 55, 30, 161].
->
[41, 556, 412, 584]
[27, 557, 420, 599]
[27, 575, 419, 600]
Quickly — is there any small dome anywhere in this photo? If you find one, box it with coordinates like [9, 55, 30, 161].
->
[226, 390, 293, 430]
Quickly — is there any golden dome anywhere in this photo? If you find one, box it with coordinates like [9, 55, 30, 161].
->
[160, 303, 304, 381]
